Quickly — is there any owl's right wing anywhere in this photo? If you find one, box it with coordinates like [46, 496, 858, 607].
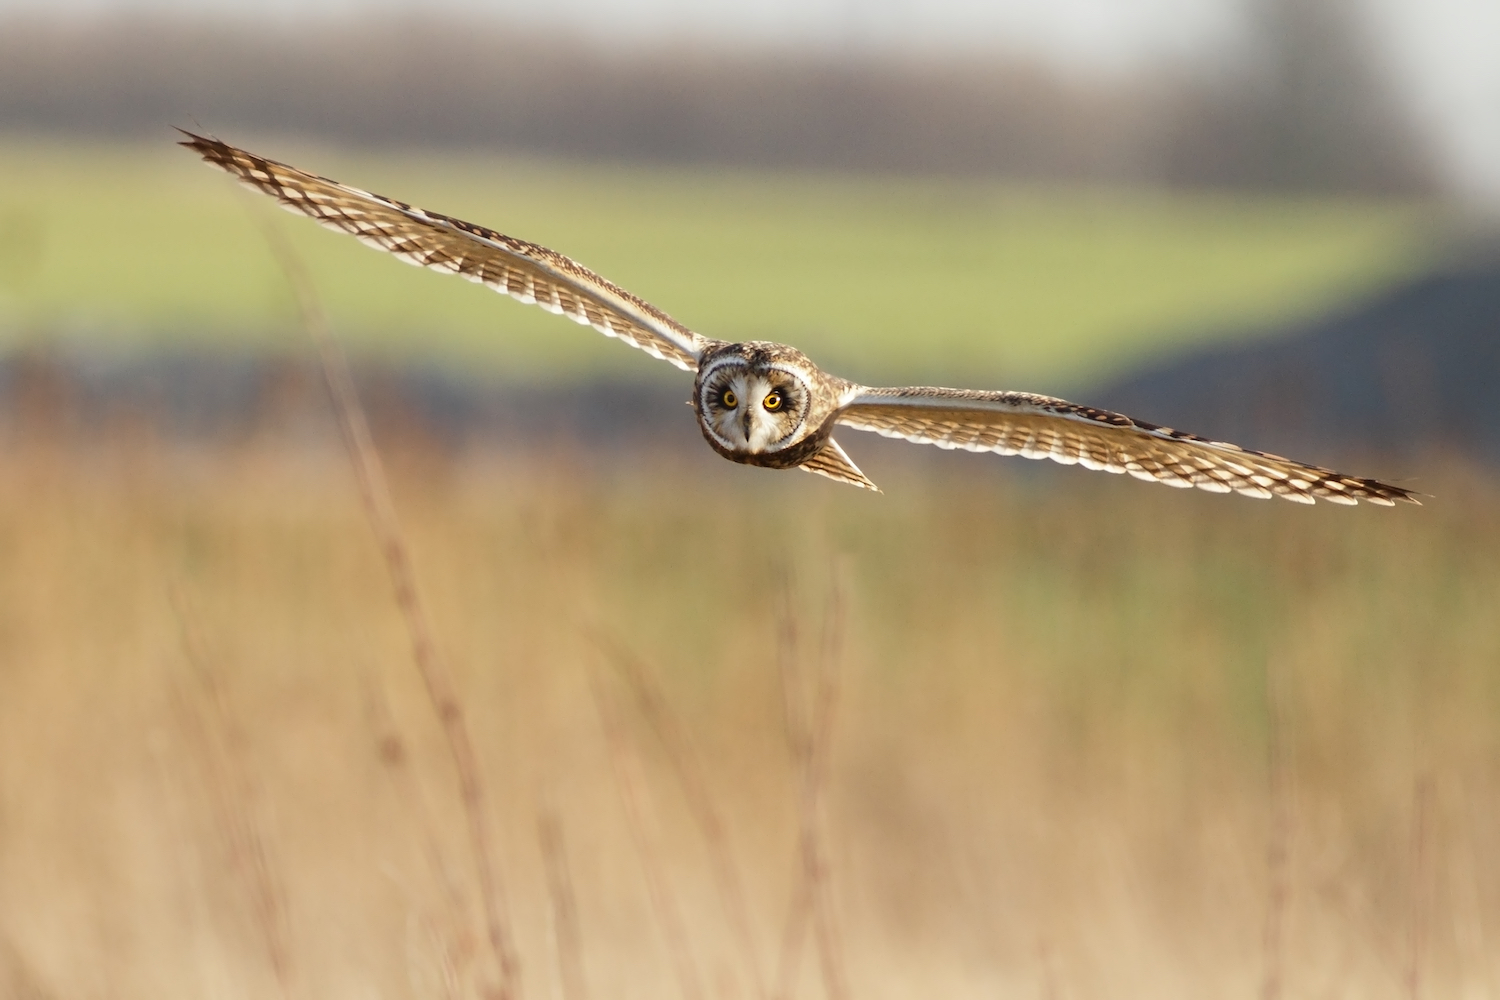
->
[179, 131, 713, 372]
[835, 386, 1419, 506]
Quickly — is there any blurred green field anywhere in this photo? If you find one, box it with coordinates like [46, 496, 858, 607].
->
[0, 136, 1434, 388]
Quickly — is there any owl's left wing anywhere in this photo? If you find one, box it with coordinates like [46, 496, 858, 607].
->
[179, 131, 712, 372]
[835, 386, 1419, 506]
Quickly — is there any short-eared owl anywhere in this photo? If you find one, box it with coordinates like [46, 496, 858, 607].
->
[181, 132, 1417, 506]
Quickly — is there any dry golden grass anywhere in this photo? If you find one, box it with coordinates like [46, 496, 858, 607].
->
[0, 425, 1496, 999]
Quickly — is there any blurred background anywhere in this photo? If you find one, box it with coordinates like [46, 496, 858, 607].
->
[1, 0, 1498, 997]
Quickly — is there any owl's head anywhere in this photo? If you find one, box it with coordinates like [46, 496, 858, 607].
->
[694, 344, 817, 458]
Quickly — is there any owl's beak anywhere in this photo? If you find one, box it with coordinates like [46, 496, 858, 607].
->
[740, 408, 753, 444]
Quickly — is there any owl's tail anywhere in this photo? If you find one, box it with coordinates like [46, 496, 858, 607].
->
[799, 438, 880, 491]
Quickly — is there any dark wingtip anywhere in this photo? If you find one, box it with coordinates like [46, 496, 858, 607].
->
[175, 126, 226, 157]
[1383, 478, 1426, 506]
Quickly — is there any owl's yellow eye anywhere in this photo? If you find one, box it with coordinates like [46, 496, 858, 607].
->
[763, 392, 783, 411]
[721, 390, 738, 408]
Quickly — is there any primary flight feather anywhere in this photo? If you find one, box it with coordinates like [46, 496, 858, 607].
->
[180, 131, 1418, 506]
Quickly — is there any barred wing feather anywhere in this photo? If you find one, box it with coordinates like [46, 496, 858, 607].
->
[837, 387, 1419, 506]
[179, 131, 711, 372]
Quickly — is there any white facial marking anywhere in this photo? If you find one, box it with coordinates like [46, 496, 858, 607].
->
[700, 360, 807, 455]
[708, 372, 773, 451]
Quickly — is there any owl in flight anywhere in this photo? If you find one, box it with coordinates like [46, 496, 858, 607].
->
[181, 131, 1416, 506]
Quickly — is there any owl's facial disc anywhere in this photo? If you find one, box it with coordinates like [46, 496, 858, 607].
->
[699, 362, 809, 454]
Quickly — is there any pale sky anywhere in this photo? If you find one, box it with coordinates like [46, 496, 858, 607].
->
[4, 0, 1498, 200]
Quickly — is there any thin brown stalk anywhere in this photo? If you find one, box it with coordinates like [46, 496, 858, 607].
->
[1037, 936, 1063, 1000]
[1453, 779, 1499, 997]
[587, 627, 767, 1000]
[1405, 774, 1435, 1000]
[587, 660, 705, 1000]
[773, 875, 813, 1000]
[775, 576, 810, 766]
[537, 806, 590, 1000]
[408, 911, 466, 1000]
[360, 670, 481, 989]
[259, 219, 520, 1000]
[169, 585, 296, 1000]
[806, 569, 850, 1000]
[1260, 656, 1292, 1000]
[772, 581, 811, 1000]
[0, 934, 54, 1000]
[773, 568, 850, 1000]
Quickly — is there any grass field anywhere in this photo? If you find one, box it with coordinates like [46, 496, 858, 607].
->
[0, 136, 1435, 388]
[0, 421, 1495, 999]
[0, 136, 1482, 999]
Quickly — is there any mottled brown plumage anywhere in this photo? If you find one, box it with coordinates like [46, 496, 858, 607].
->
[180, 131, 1419, 506]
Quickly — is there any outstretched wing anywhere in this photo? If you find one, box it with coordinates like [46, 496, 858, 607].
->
[179, 131, 713, 372]
[836, 387, 1419, 506]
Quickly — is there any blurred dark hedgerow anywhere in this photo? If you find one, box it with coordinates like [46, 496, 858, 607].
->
[0, 0, 1434, 195]
[4, 250, 1494, 477]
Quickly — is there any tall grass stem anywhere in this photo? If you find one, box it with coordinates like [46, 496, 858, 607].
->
[587, 627, 768, 1000]
[259, 217, 522, 1000]
[587, 658, 705, 1000]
